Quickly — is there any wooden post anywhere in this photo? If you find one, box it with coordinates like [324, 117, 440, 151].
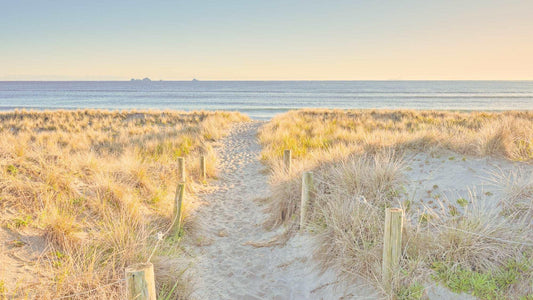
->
[283, 149, 292, 173]
[125, 262, 157, 300]
[300, 171, 313, 229]
[382, 208, 403, 290]
[172, 182, 185, 237]
[200, 155, 206, 182]
[177, 157, 186, 182]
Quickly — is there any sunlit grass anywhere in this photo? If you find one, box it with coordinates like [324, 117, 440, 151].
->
[259, 109, 533, 165]
[0, 109, 248, 299]
[259, 109, 533, 299]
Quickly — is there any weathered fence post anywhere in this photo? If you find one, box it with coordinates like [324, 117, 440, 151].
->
[283, 149, 292, 173]
[125, 262, 157, 300]
[300, 171, 313, 229]
[382, 208, 403, 290]
[172, 182, 185, 237]
[177, 157, 186, 182]
[200, 155, 207, 182]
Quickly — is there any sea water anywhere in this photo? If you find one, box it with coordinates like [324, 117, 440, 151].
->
[1, 81, 532, 119]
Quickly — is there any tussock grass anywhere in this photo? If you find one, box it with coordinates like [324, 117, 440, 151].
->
[259, 109, 533, 298]
[260, 109, 533, 164]
[0, 109, 248, 299]
[313, 151, 406, 284]
[489, 168, 533, 226]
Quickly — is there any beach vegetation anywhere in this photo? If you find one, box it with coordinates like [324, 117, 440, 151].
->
[0, 109, 248, 299]
[258, 109, 533, 298]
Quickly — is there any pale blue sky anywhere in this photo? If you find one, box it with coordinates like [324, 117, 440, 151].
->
[1, 0, 532, 80]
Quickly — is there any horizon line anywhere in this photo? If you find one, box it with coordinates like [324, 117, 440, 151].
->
[2, 79, 533, 82]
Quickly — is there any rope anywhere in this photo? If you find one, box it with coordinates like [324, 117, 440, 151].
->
[54, 278, 126, 299]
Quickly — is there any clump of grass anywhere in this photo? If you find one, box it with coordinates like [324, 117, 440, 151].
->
[423, 195, 528, 272]
[0, 109, 248, 298]
[490, 168, 533, 225]
[41, 206, 79, 248]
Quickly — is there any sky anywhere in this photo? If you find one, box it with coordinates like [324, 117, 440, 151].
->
[1, 0, 533, 80]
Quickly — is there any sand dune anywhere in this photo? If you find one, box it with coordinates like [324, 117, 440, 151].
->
[185, 122, 377, 299]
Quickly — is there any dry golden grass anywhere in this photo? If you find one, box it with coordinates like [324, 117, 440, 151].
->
[260, 109, 533, 164]
[0, 109, 249, 299]
[259, 109, 533, 298]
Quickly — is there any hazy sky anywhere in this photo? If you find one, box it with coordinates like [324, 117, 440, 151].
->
[1, 0, 532, 80]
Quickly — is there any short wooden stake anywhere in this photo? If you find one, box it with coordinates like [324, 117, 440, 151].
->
[172, 182, 185, 236]
[300, 171, 313, 229]
[125, 262, 156, 300]
[177, 157, 186, 182]
[283, 149, 292, 173]
[382, 208, 403, 290]
[200, 155, 207, 182]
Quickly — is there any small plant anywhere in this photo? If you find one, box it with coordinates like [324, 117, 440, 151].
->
[6, 164, 18, 175]
[419, 213, 433, 224]
[51, 250, 65, 268]
[53, 250, 64, 259]
[69, 197, 86, 206]
[11, 239, 26, 247]
[456, 198, 468, 207]
[403, 199, 412, 212]
[158, 278, 181, 300]
[396, 282, 425, 300]
[449, 205, 459, 216]
[8, 215, 31, 229]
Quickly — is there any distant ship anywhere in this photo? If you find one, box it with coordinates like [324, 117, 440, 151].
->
[192, 78, 199, 82]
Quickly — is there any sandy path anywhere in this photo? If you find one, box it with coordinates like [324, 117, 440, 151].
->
[188, 121, 369, 300]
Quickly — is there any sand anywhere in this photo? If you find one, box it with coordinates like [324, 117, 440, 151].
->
[185, 122, 378, 299]
[0, 225, 47, 294]
[405, 149, 533, 219]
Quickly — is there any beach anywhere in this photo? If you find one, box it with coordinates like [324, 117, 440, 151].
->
[1, 109, 531, 299]
[3, 0, 533, 298]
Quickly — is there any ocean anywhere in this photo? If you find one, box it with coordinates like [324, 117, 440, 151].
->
[1, 81, 532, 120]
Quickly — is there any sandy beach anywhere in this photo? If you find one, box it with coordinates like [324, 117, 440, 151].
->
[1, 109, 532, 299]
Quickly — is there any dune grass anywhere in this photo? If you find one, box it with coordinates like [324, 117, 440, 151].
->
[0, 109, 248, 299]
[260, 109, 533, 164]
[258, 109, 533, 299]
